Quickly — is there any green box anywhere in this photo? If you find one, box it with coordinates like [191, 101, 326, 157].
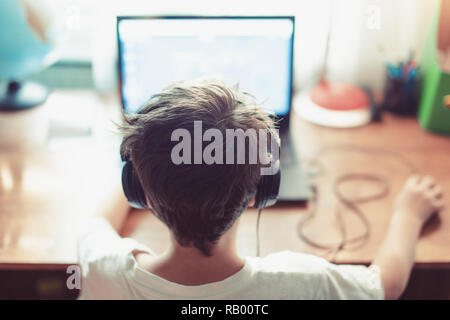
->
[418, 0, 450, 135]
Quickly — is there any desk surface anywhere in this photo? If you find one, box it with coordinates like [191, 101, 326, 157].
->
[1, 90, 450, 270]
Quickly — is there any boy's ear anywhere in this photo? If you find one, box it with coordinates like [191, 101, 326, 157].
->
[249, 197, 256, 207]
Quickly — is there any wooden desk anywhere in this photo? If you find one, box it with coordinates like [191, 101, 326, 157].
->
[0, 91, 122, 270]
[1, 90, 450, 298]
[123, 109, 450, 268]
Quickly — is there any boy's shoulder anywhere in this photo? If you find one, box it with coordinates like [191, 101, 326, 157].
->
[246, 250, 384, 300]
[77, 217, 151, 278]
[250, 250, 329, 274]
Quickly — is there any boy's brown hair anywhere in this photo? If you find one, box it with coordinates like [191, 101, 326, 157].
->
[119, 79, 275, 255]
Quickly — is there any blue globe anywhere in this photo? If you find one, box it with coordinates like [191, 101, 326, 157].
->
[0, 0, 57, 110]
[0, 0, 55, 79]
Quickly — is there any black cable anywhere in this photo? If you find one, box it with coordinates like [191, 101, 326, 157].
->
[297, 145, 418, 260]
[256, 208, 262, 257]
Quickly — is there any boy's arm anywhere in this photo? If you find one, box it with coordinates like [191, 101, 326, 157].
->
[87, 177, 131, 232]
[371, 175, 444, 300]
[96, 184, 131, 232]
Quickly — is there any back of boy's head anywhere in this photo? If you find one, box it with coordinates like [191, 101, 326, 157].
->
[119, 79, 275, 256]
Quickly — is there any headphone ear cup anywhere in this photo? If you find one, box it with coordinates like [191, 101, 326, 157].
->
[122, 161, 149, 209]
[254, 168, 281, 210]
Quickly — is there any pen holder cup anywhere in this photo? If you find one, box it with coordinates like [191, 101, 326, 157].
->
[382, 70, 423, 116]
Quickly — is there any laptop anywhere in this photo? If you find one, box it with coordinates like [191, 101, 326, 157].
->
[117, 16, 309, 202]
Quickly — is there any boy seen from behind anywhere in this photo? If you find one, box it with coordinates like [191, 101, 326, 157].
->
[78, 80, 444, 299]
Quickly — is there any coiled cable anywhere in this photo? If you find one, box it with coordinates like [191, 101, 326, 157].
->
[296, 145, 417, 260]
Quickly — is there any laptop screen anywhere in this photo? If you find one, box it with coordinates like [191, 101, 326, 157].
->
[117, 17, 295, 116]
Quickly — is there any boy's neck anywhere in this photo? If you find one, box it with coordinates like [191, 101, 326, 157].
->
[135, 223, 245, 285]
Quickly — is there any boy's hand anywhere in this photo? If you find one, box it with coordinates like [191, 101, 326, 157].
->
[373, 174, 444, 299]
[394, 175, 444, 225]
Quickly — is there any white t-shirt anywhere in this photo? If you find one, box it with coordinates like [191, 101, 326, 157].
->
[77, 218, 384, 300]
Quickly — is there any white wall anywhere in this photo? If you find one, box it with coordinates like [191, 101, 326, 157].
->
[46, 0, 438, 92]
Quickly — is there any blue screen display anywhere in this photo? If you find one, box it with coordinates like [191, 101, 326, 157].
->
[118, 18, 294, 115]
